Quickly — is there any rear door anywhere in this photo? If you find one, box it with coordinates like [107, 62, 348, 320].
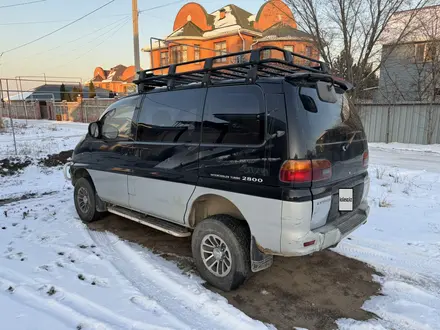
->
[285, 80, 368, 224]
[197, 85, 273, 196]
[128, 88, 205, 224]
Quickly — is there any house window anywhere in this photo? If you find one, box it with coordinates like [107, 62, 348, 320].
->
[214, 41, 227, 63]
[415, 43, 425, 62]
[284, 45, 294, 53]
[426, 43, 437, 62]
[170, 45, 188, 64]
[262, 49, 271, 59]
[306, 46, 312, 57]
[194, 44, 200, 60]
[160, 51, 169, 66]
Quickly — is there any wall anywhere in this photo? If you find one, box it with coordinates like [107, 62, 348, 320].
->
[254, 0, 297, 30]
[150, 34, 255, 73]
[173, 3, 212, 31]
[94, 81, 134, 94]
[358, 102, 440, 144]
[4, 99, 117, 123]
[378, 43, 435, 102]
[255, 40, 319, 61]
[2, 101, 41, 120]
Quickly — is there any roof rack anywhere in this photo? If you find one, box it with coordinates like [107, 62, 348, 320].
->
[134, 46, 331, 92]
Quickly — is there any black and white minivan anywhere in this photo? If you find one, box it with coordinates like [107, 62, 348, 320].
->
[67, 47, 370, 291]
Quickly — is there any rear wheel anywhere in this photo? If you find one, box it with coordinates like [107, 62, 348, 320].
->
[192, 215, 251, 291]
[74, 177, 103, 223]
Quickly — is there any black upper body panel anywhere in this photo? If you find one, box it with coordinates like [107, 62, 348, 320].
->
[72, 75, 366, 203]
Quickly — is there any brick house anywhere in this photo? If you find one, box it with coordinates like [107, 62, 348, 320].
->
[91, 65, 138, 95]
[142, 0, 318, 72]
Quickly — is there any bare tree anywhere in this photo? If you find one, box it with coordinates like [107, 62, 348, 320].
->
[285, 0, 432, 96]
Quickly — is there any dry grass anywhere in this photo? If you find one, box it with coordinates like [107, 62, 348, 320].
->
[376, 167, 386, 179]
[379, 196, 392, 208]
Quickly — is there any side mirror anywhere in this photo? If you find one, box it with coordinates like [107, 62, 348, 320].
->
[88, 122, 100, 138]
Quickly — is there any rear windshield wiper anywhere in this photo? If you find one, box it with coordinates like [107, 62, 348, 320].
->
[342, 131, 361, 151]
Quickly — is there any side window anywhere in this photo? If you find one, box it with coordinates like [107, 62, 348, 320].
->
[201, 85, 265, 145]
[101, 97, 138, 140]
[136, 89, 203, 143]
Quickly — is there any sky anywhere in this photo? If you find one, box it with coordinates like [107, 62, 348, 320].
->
[0, 0, 265, 91]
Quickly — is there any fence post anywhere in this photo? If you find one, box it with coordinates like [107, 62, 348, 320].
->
[5, 80, 18, 155]
[386, 106, 391, 144]
[84, 100, 88, 123]
[427, 105, 433, 145]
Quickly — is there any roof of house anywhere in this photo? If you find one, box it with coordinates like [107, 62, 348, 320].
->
[168, 21, 205, 38]
[259, 22, 314, 41]
[226, 4, 254, 30]
[4, 91, 33, 101]
[92, 64, 138, 83]
[102, 65, 127, 82]
[19, 84, 112, 101]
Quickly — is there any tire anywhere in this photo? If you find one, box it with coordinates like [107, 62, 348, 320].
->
[192, 215, 251, 291]
[74, 177, 103, 223]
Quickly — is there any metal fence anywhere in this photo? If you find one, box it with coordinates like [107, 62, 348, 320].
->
[357, 102, 440, 144]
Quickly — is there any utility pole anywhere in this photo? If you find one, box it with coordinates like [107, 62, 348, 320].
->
[132, 0, 141, 74]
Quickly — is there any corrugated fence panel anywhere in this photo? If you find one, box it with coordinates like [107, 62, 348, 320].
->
[433, 107, 440, 143]
[356, 102, 440, 144]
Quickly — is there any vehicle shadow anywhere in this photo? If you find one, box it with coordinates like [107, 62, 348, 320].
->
[88, 214, 380, 330]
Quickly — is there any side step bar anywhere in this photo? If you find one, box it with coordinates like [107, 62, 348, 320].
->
[108, 206, 191, 238]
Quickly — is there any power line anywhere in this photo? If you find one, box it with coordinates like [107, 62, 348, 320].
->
[0, 19, 72, 26]
[0, 1, 185, 26]
[0, 0, 116, 56]
[0, 0, 45, 9]
[139, 0, 188, 14]
[45, 17, 131, 73]
[0, 16, 130, 66]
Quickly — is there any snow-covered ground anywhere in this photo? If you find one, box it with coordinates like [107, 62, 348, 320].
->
[1, 120, 440, 329]
[369, 142, 440, 155]
[0, 119, 87, 158]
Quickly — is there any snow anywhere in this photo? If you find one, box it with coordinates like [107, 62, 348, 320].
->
[336, 150, 440, 329]
[211, 6, 237, 29]
[369, 142, 440, 155]
[1, 120, 440, 329]
[0, 119, 87, 158]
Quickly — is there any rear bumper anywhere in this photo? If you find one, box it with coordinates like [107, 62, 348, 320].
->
[279, 200, 369, 256]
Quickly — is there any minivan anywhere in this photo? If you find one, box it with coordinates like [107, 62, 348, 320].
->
[66, 47, 370, 291]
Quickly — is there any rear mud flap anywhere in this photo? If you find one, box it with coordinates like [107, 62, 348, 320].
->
[95, 193, 107, 212]
[251, 236, 273, 272]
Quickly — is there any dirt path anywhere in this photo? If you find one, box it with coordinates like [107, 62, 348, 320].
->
[88, 214, 380, 330]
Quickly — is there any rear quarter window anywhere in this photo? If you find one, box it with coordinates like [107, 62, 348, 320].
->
[201, 85, 265, 145]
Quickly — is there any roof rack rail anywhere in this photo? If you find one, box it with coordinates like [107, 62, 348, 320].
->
[134, 46, 331, 92]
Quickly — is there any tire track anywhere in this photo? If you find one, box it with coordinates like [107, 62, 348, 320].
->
[0, 266, 170, 330]
[88, 230, 268, 330]
[336, 239, 440, 291]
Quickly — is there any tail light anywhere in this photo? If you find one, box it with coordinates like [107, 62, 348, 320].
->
[279, 159, 332, 183]
[363, 151, 369, 167]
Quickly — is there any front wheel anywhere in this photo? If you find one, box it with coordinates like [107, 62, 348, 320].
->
[74, 177, 103, 223]
[191, 215, 251, 291]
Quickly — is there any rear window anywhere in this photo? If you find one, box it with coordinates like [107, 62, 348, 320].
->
[299, 87, 365, 144]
